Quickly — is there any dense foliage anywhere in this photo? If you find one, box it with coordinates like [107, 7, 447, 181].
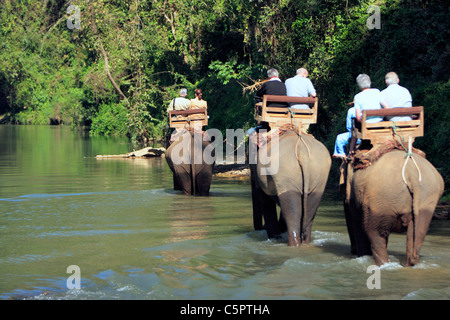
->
[0, 0, 448, 193]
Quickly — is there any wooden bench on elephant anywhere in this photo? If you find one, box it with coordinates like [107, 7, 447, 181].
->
[254, 95, 318, 131]
[169, 108, 208, 129]
[356, 106, 424, 146]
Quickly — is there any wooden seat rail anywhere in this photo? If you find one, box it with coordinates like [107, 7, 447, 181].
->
[255, 95, 318, 129]
[169, 108, 208, 129]
[357, 106, 424, 145]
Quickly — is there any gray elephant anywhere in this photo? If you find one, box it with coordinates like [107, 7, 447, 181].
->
[342, 149, 444, 266]
[250, 129, 331, 246]
[165, 129, 215, 196]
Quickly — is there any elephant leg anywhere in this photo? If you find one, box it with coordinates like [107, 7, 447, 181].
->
[351, 202, 372, 257]
[173, 173, 182, 191]
[343, 201, 357, 255]
[250, 176, 279, 237]
[175, 168, 192, 195]
[363, 205, 391, 265]
[250, 170, 263, 230]
[262, 199, 279, 240]
[278, 191, 302, 246]
[194, 168, 212, 196]
[365, 227, 389, 266]
[302, 190, 325, 244]
[250, 167, 275, 232]
[406, 208, 434, 266]
[278, 210, 287, 233]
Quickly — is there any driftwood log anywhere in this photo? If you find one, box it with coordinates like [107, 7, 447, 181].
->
[95, 147, 165, 158]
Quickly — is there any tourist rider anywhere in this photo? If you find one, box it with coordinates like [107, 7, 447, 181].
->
[168, 88, 191, 112]
[380, 72, 413, 122]
[333, 74, 382, 159]
[190, 88, 208, 110]
[354, 73, 383, 123]
[254, 68, 287, 107]
[285, 67, 316, 109]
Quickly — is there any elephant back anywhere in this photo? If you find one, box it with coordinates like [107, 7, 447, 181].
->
[351, 139, 426, 171]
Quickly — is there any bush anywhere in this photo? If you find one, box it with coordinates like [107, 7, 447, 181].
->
[90, 103, 129, 136]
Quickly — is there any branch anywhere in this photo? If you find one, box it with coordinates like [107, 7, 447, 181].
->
[163, 11, 177, 39]
[90, 17, 128, 103]
[98, 39, 129, 103]
[40, 2, 71, 55]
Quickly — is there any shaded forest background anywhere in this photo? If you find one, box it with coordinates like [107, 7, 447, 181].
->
[0, 0, 448, 194]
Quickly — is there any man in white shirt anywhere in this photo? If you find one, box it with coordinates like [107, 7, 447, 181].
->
[354, 74, 383, 123]
[285, 68, 316, 109]
[168, 88, 191, 111]
[380, 72, 413, 122]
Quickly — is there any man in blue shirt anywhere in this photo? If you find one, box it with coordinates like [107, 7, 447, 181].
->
[285, 68, 316, 109]
[332, 106, 357, 158]
[380, 72, 413, 122]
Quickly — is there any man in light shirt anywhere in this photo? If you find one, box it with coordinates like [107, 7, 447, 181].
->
[380, 72, 413, 122]
[333, 74, 382, 159]
[354, 74, 383, 123]
[168, 88, 191, 111]
[285, 68, 316, 109]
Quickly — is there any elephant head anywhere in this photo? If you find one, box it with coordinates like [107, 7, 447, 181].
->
[250, 128, 331, 246]
[165, 129, 215, 196]
[342, 148, 444, 266]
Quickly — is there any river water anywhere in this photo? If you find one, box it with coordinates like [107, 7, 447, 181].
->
[1, 125, 449, 300]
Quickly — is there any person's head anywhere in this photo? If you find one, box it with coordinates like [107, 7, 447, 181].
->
[179, 88, 187, 97]
[296, 68, 308, 77]
[356, 74, 371, 90]
[385, 72, 400, 86]
[267, 68, 279, 78]
[195, 88, 203, 99]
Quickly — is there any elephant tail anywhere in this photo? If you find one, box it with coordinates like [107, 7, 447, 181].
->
[406, 159, 422, 266]
[402, 138, 423, 265]
[295, 136, 309, 242]
[190, 132, 196, 195]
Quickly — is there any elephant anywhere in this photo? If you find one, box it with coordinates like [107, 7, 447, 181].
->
[342, 149, 444, 266]
[165, 129, 215, 196]
[250, 129, 331, 246]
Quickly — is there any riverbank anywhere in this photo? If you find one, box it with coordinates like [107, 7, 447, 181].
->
[434, 202, 450, 220]
[213, 163, 250, 179]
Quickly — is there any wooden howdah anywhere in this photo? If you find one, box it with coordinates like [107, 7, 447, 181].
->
[254, 95, 318, 131]
[169, 108, 208, 129]
[356, 106, 424, 146]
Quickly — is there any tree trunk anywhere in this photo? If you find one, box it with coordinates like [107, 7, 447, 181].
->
[97, 39, 129, 103]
